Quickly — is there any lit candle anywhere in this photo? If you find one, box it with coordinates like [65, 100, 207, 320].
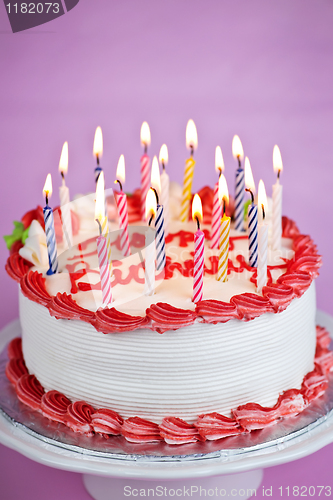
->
[272, 145, 283, 250]
[95, 172, 112, 274]
[210, 146, 224, 249]
[217, 174, 230, 282]
[43, 174, 58, 275]
[159, 144, 170, 236]
[140, 122, 151, 221]
[93, 126, 103, 183]
[95, 184, 112, 306]
[151, 156, 166, 271]
[180, 120, 198, 222]
[192, 194, 205, 303]
[145, 189, 157, 296]
[245, 157, 258, 267]
[257, 180, 268, 293]
[58, 141, 73, 249]
[232, 135, 245, 232]
[114, 155, 131, 257]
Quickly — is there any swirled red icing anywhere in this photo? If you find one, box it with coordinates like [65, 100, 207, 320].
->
[5, 358, 28, 385]
[282, 216, 300, 238]
[91, 409, 123, 437]
[277, 271, 312, 297]
[20, 271, 51, 306]
[262, 283, 294, 313]
[48, 293, 94, 323]
[122, 417, 162, 443]
[41, 390, 71, 423]
[5, 325, 333, 445]
[230, 293, 274, 320]
[7, 337, 23, 360]
[195, 300, 240, 324]
[64, 401, 94, 436]
[5, 253, 32, 282]
[93, 308, 149, 334]
[195, 413, 242, 440]
[146, 303, 197, 334]
[159, 417, 203, 444]
[15, 374, 44, 410]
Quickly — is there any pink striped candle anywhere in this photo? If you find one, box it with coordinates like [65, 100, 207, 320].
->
[210, 182, 222, 249]
[96, 233, 112, 305]
[192, 194, 204, 303]
[116, 192, 130, 257]
[140, 122, 151, 221]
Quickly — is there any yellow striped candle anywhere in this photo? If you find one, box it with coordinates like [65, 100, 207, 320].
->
[95, 172, 112, 275]
[180, 120, 198, 222]
[217, 214, 230, 282]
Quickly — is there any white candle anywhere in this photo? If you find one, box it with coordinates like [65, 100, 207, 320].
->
[272, 145, 283, 250]
[144, 189, 157, 296]
[257, 180, 269, 292]
[159, 144, 170, 236]
[58, 142, 73, 249]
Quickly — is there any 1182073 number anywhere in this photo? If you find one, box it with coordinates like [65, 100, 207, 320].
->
[6, 3, 60, 14]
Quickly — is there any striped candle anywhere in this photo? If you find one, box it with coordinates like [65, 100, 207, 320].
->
[257, 223, 268, 292]
[248, 204, 258, 267]
[160, 170, 170, 236]
[95, 173, 112, 275]
[116, 192, 131, 257]
[155, 204, 166, 271]
[210, 182, 222, 249]
[234, 167, 245, 231]
[144, 228, 156, 296]
[100, 215, 113, 274]
[180, 156, 196, 222]
[96, 234, 112, 305]
[140, 154, 150, 221]
[193, 229, 205, 303]
[217, 214, 231, 282]
[43, 205, 58, 275]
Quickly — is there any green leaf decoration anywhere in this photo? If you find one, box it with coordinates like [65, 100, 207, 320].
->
[3, 221, 25, 250]
[243, 200, 251, 221]
[22, 226, 30, 245]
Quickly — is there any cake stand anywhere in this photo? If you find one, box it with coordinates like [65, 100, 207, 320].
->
[1, 311, 333, 500]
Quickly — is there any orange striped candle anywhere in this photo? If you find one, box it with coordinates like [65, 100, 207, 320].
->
[217, 174, 230, 282]
[180, 120, 198, 222]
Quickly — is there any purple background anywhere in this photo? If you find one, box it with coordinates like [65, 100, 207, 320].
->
[1, 0, 333, 497]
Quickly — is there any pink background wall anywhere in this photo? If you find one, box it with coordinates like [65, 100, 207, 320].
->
[0, 1, 333, 497]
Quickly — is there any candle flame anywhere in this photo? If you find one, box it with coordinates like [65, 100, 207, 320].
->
[186, 119, 198, 151]
[273, 145, 283, 175]
[218, 174, 229, 206]
[151, 156, 161, 195]
[43, 173, 53, 199]
[93, 126, 103, 157]
[146, 188, 157, 221]
[192, 193, 203, 223]
[59, 141, 68, 175]
[116, 154, 125, 184]
[244, 157, 255, 193]
[232, 135, 244, 161]
[95, 171, 105, 220]
[140, 122, 151, 147]
[258, 179, 268, 216]
[215, 146, 224, 174]
[159, 144, 168, 165]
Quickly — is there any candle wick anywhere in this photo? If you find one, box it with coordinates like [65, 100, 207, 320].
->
[61, 171, 65, 186]
[96, 154, 100, 166]
[144, 144, 148, 155]
[218, 168, 222, 178]
[237, 156, 241, 169]
[195, 216, 200, 231]
[262, 203, 265, 220]
[162, 162, 165, 171]
[223, 198, 226, 216]
[45, 192, 49, 206]
[277, 170, 280, 180]
[148, 214, 154, 226]
[151, 187, 159, 205]
[245, 188, 254, 204]
[114, 179, 123, 192]
[95, 218, 102, 235]
[190, 145, 194, 157]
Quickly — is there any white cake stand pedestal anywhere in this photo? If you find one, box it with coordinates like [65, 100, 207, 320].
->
[0, 311, 333, 500]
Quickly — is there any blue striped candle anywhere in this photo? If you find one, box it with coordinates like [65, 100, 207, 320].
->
[43, 205, 58, 275]
[235, 167, 245, 231]
[248, 203, 258, 267]
[155, 204, 166, 271]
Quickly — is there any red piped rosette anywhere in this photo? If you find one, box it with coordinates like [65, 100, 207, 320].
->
[91, 409, 123, 437]
[262, 283, 294, 313]
[122, 417, 162, 443]
[41, 390, 71, 424]
[20, 270, 51, 306]
[195, 300, 240, 324]
[195, 413, 242, 440]
[146, 303, 197, 334]
[230, 294, 274, 321]
[5, 253, 32, 282]
[15, 374, 44, 411]
[92, 308, 149, 334]
[316, 325, 331, 349]
[48, 293, 95, 323]
[159, 417, 203, 444]
[7, 337, 23, 360]
[5, 358, 28, 385]
[64, 401, 95, 436]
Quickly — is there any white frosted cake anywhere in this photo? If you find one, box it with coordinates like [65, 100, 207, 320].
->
[4, 184, 332, 445]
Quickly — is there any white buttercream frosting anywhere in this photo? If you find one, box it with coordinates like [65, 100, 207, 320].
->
[18, 220, 48, 268]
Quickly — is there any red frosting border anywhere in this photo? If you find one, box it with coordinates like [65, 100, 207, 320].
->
[5, 216, 322, 335]
[6, 326, 333, 445]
